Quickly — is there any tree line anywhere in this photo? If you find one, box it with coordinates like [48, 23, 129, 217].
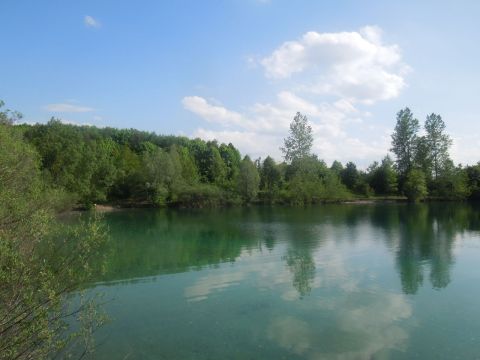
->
[4, 101, 480, 209]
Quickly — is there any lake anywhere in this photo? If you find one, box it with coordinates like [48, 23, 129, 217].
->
[85, 203, 480, 359]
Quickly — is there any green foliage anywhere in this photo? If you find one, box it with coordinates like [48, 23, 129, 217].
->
[430, 161, 470, 200]
[178, 145, 200, 184]
[355, 178, 375, 197]
[424, 113, 452, 179]
[22, 121, 243, 207]
[259, 156, 282, 202]
[465, 163, 480, 200]
[391, 108, 420, 177]
[415, 114, 453, 185]
[142, 147, 181, 206]
[404, 169, 428, 202]
[24, 119, 118, 206]
[175, 183, 228, 208]
[219, 143, 241, 183]
[6, 101, 477, 208]
[330, 160, 344, 174]
[322, 172, 351, 200]
[0, 122, 108, 359]
[391, 109, 463, 200]
[414, 135, 432, 182]
[367, 156, 398, 195]
[205, 143, 228, 187]
[110, 144, 142, 200]
[237, 156, 260, 203]
[281, 112, 313, 162]
[281, 156, 350, 204]
[340, 162, 359, 191]
[0, 100, 23, 125]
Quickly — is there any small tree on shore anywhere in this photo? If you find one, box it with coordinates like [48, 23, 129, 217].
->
[391, 108, 420, 178]
[281, 112, 314, 162]
[424, 113, 452, 180]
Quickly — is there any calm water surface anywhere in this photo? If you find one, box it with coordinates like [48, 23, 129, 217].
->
[86, 203, 480, 359]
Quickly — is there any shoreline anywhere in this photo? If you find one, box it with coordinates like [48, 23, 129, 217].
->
[70, 196, 476, 213]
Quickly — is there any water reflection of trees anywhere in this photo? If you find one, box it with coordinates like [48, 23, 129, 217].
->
[369, 203, 480, 294]
[98, 208, 263, 282]
[98, 203, 480, 295]
[283, 248, 315, 298]
[275, 203, 480, 297]
[394, 204, 474, 294]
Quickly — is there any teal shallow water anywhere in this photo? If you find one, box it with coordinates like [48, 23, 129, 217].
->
[85, 203, 480, 359]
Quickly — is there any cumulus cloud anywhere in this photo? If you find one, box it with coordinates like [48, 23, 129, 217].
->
[193, 128, 281, 159]
[185, 92, 388, 163]
[450, 134, 480, 165]
[260, 26, 409, 104]
[84, 15, 101, 28]
[183, 26, 408, 163]
[182, 96, 252, 129]
[43, 103, 95, 113]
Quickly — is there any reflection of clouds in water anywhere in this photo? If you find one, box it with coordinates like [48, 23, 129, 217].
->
[313, 251, 361, 293]
[267, 316, 311, 355]
[184, 271, 246, 302]
[184, 241, 364, 302]
[184, 246, 293, 302]
[268, 291, 412, 360]
[183, 223, 414, 358]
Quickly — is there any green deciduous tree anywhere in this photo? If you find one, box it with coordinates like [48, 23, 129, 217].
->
[368, 156, 398, 195]
[237, 156, 260, 203]
[465, 163, 480, 200]
[330, 160, 344, 175]
[205, 142, 228, 187]
[0, 122, 107, 359]
[281, 112, 313, 162]
[340, 162, 359, 191]
[431, 161, 470, 199]
[391, 108, 420, 177]
[260, 156, 282, 200]
[219, 143, 241, 184]
[424, 113, 452, 180]
[142, 147, 182, 206]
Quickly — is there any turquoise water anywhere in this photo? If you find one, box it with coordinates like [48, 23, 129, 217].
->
[86, 203, 480, 359]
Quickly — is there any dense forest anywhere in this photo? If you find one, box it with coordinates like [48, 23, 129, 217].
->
[3, 101, 480, 208]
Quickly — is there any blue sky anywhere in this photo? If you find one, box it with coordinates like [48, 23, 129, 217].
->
[1, 0, 480, 165]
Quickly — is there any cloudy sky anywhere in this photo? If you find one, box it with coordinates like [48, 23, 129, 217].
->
[2, 0, 480, 166]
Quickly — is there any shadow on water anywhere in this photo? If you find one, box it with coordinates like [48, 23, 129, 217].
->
[95, 202, 480, 296]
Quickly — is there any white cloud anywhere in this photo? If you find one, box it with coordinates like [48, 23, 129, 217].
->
[184, 92, 388, 163]
[84, 15, 101, 28]
[260, 26, 409, 104]
[193, 128, 281, 159]
[182, 96, 251, 128]
[450, 134, 480, 166]
[43, 103, 94, 113]
[183, 26, 408, 163]
[56, 119, 94, 127]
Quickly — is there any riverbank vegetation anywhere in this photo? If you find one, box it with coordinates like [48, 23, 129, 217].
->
[3, 100, 478, 207]
[0, 103, 108, 359]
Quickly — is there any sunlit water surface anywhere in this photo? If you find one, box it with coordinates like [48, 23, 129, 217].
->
[83, 203, 480, 359]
